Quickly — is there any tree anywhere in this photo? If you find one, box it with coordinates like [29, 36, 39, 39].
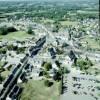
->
[55, 60, 61, 68]
[44, 80, 53, 87]
[0, 48, 7, 54]
[41, 61, 46, 67]
[52, 25, 59, 33]
[76, 58, 93, 71]
[68, 33, 71, 40]
[13, 46, 18, 51]
[0, 26, 17, 36]
[7, 44, 13, 50]
[0, 27, 8, 35]
[7, 27, 17, 32]
[53, 68, 62, 81]
[62, 43, 69, 48]
[0, 74, 5, 83]
[64, 67, 70, 74]
[27, 27, 35, 35]
[44, 62, 52, 71]
[52, 21, 61, 33]
[56, 48, 64, 55]
[16, 47, 25, 54]
[43, 70, 50, 78]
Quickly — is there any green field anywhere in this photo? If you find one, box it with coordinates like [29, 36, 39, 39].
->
[1, 12, 23, 16]
[81, 36, 100, 50]
[77, 10, 99, 14]
[19, 80, 60, 100]
[40, 19, 54, 23]
[1, 70, 10, 79]
[0, 31, 33, 41]
[60, 21, 78, 26]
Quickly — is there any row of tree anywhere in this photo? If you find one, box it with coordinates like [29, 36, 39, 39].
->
[0, 26, 17, 35]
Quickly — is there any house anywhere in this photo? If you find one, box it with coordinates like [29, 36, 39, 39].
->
[48, 47, 56, 59]
[48, 68, 56, 77]
[69, 50, 77, 64]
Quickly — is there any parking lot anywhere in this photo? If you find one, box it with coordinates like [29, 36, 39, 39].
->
[61, 72, 100, 100]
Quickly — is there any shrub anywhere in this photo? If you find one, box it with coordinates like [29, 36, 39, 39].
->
[0, 26, 17, 35]
[59, 80, 63, 94]
[16, 47, 25, 54]
[43, 70, 51, 78]
[0, 27, 8, 35]
[64, 67, 70, 74]
[44, 80, 53, 87]
[53, 70, 62, 81]
[76, 58, 93, 71]
[0, 48, 7, 54]
[44, 62, 52, 71]
[41, 61, 46, 67]
[7, 27, 17, 32]
[7, 44, 13, 50]
[55, 60, 61, 68]
[0, 75, 5, 83]
[27, 27, 35, 35]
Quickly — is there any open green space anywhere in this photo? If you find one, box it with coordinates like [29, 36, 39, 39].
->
[0, 31, 33, 41]
[40, 18, 54, 24]
[60, 21, 78, 26]
[1, 12, 23, 16]
[1, 70, 10, 79]
[19, 80, 60, 100]
[77, 10, 99, 14]
[80, 36, 100, 50]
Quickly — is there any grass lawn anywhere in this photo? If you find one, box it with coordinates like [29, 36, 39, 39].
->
[80, 36, 100, 50]
[0, 31, 33, 41]
[1, 70, 10, 79]
[0, 61, 5, 67]
[60, 21, 78, 26]
[40, 18, 54, 24]
[19, 80, 60, 100]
